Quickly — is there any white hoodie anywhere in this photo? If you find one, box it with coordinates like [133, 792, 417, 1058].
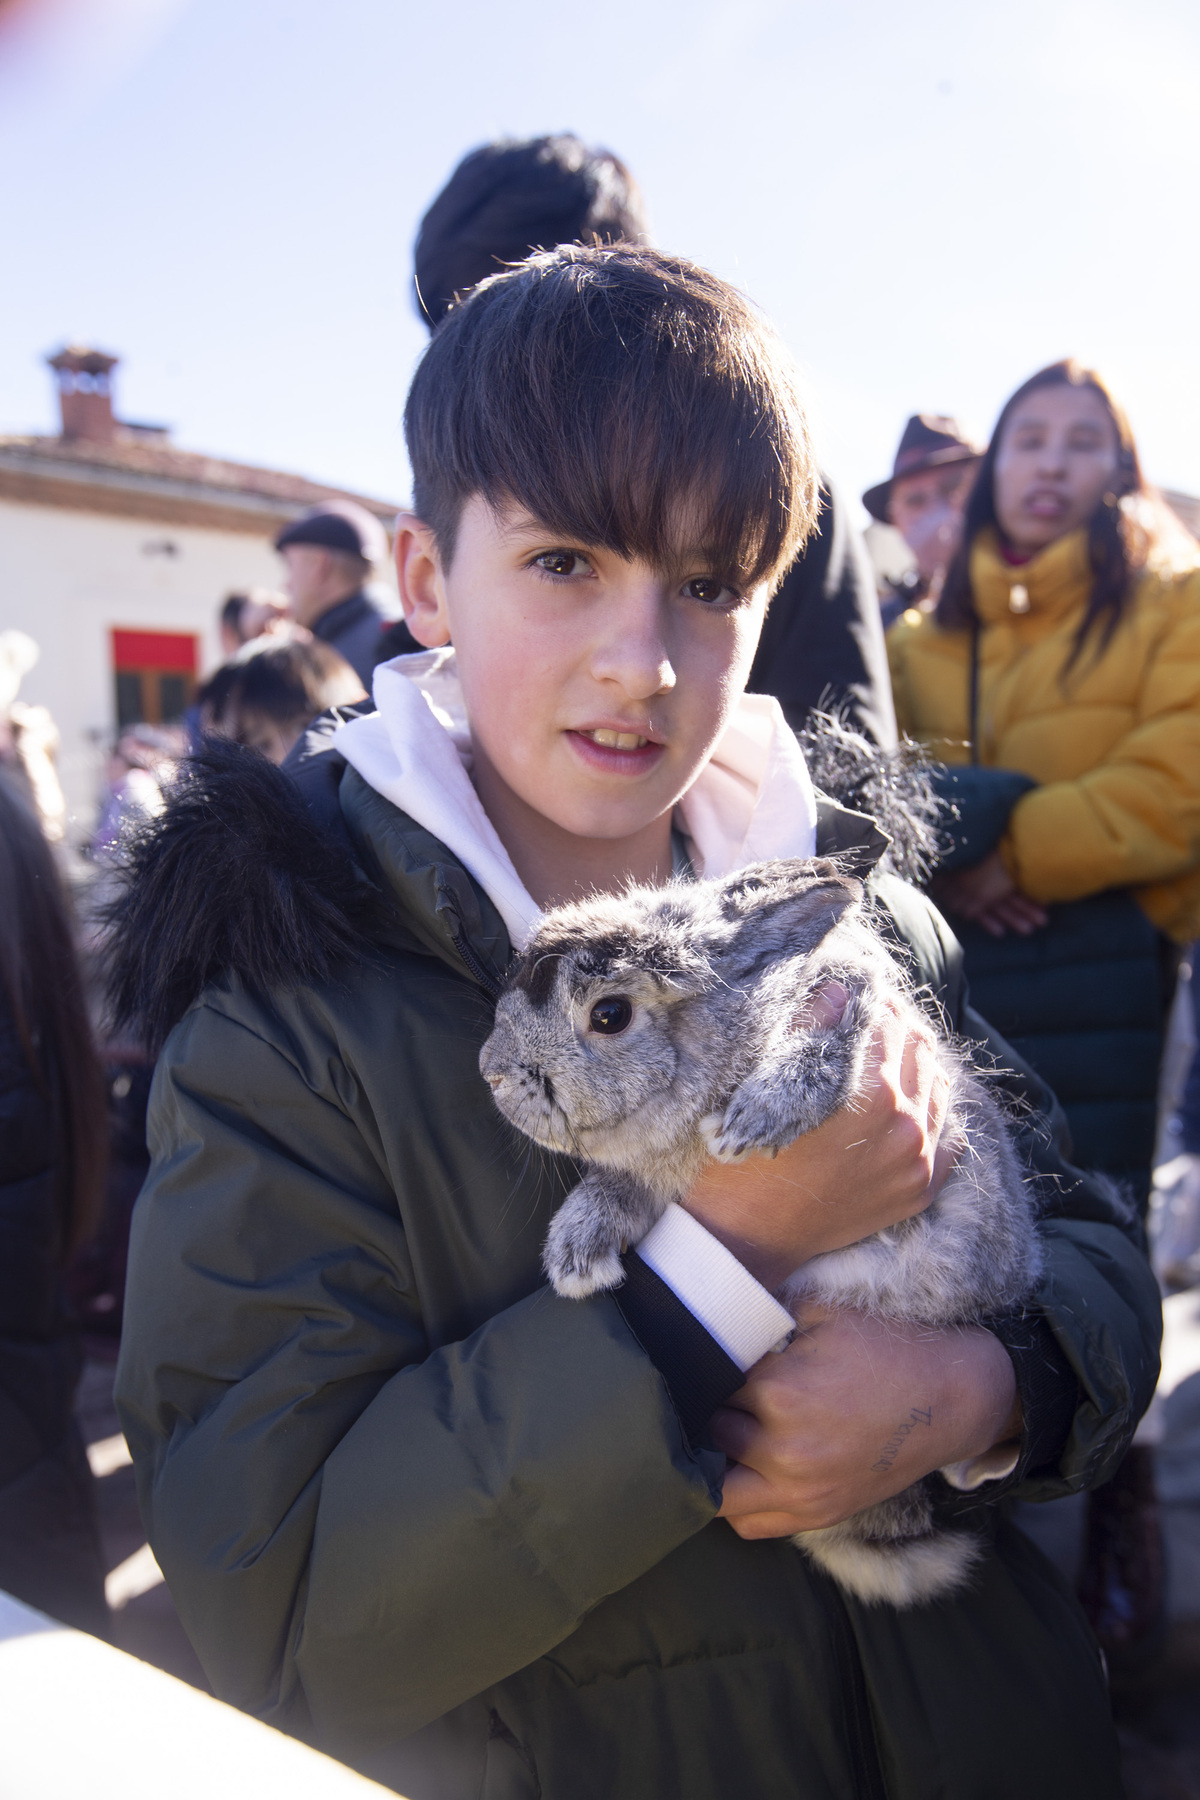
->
[333, 646, 819, 949]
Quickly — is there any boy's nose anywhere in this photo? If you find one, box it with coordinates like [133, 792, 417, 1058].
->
[590, 590, 677, 699]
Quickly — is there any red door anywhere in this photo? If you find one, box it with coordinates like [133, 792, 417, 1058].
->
[111, 629, 198, 728]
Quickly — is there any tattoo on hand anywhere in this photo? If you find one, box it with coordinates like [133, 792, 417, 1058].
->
[870, 1406, 932, 1473]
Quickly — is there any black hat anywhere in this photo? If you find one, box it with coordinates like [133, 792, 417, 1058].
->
[862, 415, 983, 522]
[274, 500, 389, 567]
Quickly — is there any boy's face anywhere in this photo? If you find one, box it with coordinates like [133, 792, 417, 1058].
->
[396, 495, 768, 849]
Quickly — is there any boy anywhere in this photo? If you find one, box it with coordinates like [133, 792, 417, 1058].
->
[113, 248, 1155, 1798]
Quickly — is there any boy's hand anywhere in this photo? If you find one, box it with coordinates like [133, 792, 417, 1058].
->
[682, 989, 954, 1290]
[715, 1308, 1021, 1537]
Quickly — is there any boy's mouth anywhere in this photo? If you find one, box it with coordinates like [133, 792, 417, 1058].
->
[581, 728, 650, 750]
[566, 726, 666, 775]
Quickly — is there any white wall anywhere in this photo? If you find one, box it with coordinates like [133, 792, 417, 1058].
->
[0, 498, 284, 833]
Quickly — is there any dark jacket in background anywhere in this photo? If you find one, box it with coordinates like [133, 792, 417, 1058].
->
[110, 736, 1156, 1800]
[933, 764, 1175, 1200]
[0, 998, 107, 1634]
[748, 481, 896, 748]
[312, 589, 399, 688]
[958, 895, 1172, 1198]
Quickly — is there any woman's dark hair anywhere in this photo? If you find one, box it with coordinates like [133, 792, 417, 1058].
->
[198, 639, 365, 750]
[0, 775, 106, 1257]
[414, 133, 649, 329]
[405, 243, 818, 592]
[938, 359, 1147, 668]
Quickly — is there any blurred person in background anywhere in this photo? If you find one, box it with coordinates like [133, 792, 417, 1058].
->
[74, 720, 182, 1342]
[408, 133, 897, 745]
[217, 588, 290, 659]
[888, 358, 1200, 1669]
[197, 637, 365, 765]
[0, 629, 66, 840]
[72, 644, 364, 1343]
[863, 415, 982, 628]
[0, 774, 108, 1634]
[275, 501, 396, 687]
[91, 723, 184, 859]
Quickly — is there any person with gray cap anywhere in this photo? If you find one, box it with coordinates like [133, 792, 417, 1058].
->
[864, 415, 983, 626]
[275, 500, 401, 687]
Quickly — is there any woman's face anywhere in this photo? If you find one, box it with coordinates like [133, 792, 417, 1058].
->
[992, 384, 1122, 555]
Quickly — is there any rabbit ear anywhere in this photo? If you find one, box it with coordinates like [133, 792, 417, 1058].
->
[712, 859, 862, 977]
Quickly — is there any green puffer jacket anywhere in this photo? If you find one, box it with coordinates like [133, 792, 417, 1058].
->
[112, 735, 1159, 1800]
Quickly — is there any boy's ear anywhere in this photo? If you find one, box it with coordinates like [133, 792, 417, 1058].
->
[394, 512, 451, 648]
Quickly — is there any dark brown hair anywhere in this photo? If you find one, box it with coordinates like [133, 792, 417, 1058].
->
[0, 775, 106, 1257]
[404, 243, 818, 593]
[937, 359, 1147, 668]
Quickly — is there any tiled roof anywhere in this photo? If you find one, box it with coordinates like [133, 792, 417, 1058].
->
[0, 432, 398, 522]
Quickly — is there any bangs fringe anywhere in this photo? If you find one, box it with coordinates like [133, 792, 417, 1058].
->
[406, 246, 818, 589]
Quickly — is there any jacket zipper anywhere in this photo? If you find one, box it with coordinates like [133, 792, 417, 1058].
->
[451, 927, 503, 999]
[819, 1574, 890, 1800]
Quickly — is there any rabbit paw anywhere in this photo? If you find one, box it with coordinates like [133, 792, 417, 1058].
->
[542, 1199, 626, 1299]
[700, 1108, 777, 1165]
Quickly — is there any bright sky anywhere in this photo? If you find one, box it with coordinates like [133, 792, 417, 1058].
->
[1, 0, 1198, 523]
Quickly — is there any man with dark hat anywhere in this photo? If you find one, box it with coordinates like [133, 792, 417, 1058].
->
[407, 135, 897, 746]
[864, 415, 982, 627]
[275, 500, 404, 687]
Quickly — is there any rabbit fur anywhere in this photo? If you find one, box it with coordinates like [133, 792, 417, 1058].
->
[479, 857, 1044, 1608]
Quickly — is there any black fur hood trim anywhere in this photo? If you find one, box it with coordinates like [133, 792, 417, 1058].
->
[102, 714, 944, 1051]
[799, 712, 944, 887]
[102, 739, 385, 1052]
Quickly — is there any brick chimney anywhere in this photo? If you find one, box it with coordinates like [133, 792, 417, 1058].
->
[47, 345, 119, 443]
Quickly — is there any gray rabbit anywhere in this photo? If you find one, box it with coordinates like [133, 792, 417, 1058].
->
[479, 858, 1043, 1608]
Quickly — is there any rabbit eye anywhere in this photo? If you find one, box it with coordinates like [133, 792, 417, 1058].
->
[588, 996, 633, 1036]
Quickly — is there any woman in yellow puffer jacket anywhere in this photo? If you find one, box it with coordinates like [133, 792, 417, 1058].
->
[888, 359, 1199, 1668]
[889, 359, 1200, 1181]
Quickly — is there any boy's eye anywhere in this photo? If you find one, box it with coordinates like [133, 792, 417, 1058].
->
[683, 576, 736, 606]
[589, 996, 633, 1035]
[534, 550, 591, 579]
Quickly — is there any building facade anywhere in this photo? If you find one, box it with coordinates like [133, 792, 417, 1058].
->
[0, 346, 399, 833]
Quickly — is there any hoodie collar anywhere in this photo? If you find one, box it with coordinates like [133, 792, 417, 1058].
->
[332, 647, 818, 951]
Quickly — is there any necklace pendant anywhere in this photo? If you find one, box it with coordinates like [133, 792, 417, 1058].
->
[1008, 583, 1030, 614]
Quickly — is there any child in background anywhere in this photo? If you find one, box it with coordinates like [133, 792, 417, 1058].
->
[197, 637, 365, 766]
